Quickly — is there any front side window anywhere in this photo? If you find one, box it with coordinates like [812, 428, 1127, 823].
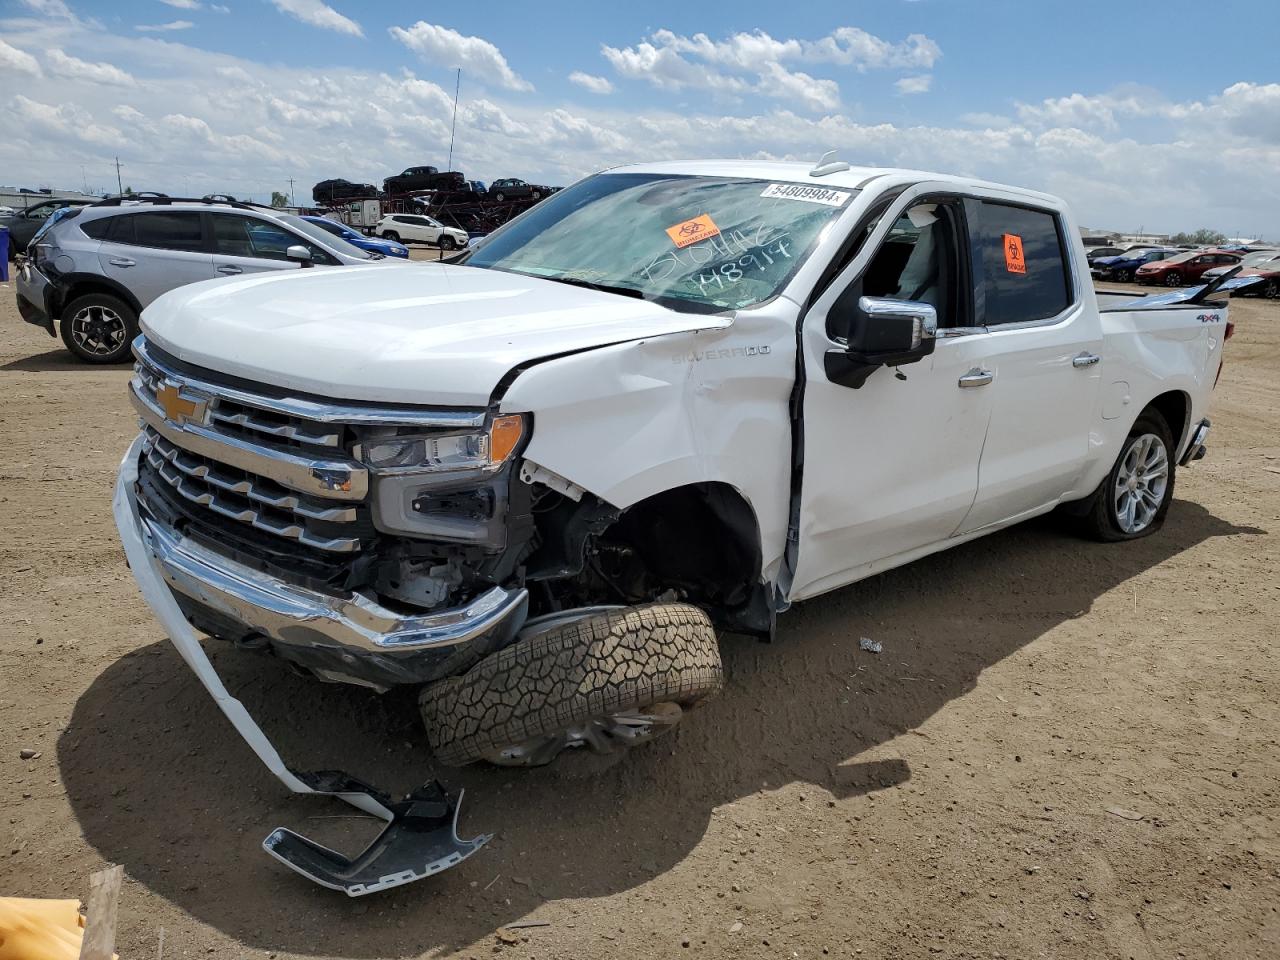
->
[462, 172, 856, 313]
[131, 212, 205, 252]
[969, 201, 1071, 326]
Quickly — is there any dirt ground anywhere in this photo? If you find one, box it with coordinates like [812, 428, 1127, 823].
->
[2, 262, 1278, 960]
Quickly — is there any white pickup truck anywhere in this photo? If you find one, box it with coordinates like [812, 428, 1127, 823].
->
[113, 158, 1228, 893]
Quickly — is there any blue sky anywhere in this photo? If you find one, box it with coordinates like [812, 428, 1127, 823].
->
[2, 0, 1278, 235]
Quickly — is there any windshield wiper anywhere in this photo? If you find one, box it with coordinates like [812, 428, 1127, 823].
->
[545, 276, 647, 300]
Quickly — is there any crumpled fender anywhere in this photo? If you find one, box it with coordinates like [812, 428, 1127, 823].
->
[498, 303, 798, 584]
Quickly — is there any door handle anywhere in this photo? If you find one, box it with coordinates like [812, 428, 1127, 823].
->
[108, 257, 135, 267]
[1073, 352, 1101, 368]
[217, 265, 243, 275]
[958, 368, 994, 388]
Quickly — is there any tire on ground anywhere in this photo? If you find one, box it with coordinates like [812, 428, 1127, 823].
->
[420, 603, 723, 767]
[60, 292, 138, 364]
[1074, 408, 1176, 542]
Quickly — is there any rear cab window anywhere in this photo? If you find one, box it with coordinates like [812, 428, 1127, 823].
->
[966, 200, 1073, 326]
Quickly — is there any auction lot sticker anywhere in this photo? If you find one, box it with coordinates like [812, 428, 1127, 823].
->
[666, 213, 722, 249]
[760, 183, 851, 207]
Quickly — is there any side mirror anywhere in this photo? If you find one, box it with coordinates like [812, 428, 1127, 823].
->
[825, 296, 938, 389]
[286, 244, 314, 268]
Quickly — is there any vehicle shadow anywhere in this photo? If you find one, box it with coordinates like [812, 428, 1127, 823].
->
[58, 500, 1262, 956]
[0, 348, 131, 372]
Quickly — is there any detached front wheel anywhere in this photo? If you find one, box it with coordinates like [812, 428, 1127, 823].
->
[420, 603, 723, 767]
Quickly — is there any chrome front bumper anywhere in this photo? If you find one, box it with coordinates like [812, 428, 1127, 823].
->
[119, 437, 528, 686]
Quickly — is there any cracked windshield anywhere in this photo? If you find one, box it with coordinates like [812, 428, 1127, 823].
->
[461, 173, 854, 312]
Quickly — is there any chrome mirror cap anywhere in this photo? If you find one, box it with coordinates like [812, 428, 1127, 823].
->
[856, 296, 939, 348]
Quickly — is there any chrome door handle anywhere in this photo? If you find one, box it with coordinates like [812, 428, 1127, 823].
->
[108, 257, 135, 267]
[217, 264, 243, 275]
[1073, 353, 1101, 368]
[958, 368, 994, 388]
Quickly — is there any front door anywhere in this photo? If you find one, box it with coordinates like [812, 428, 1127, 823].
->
[790, 191, 994, 601]
[208, 213, 330, 279]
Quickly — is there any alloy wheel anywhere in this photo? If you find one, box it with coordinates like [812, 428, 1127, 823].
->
[1114, 433, 1169, 534]
[69, 304, 127, 357]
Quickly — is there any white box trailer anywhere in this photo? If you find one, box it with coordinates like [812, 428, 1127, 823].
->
[338, 199, 382, 231]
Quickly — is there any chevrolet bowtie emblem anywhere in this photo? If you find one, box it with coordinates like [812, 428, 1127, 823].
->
[156, 381, 206, 426]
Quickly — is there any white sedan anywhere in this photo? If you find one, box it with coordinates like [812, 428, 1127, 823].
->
[374, 213, 468, 251]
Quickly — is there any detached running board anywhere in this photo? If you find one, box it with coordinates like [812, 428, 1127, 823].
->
[263, 776, 489, 896]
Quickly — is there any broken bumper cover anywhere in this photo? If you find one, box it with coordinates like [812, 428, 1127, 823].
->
[113, 437, 491, 894]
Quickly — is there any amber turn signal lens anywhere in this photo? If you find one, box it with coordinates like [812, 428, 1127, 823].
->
[488, 414, 525, 464]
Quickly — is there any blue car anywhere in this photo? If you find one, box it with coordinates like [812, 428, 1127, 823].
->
[1091, 247, 1177, 283]
[301, 216, 409, 259]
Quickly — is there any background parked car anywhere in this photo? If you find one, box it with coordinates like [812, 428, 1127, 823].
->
[1085, 245, 1125, 262]
[374, 213, 468, 250]
[312, 179, 380, 204]
[301, 215, 409, 258]
[1229, 264, 1280, 299]
[383, 166, 465, 194]
[1091, 247, 1180, 282]
[1135, 249, 1242, 286]
[488, 178, 552, 201]
[16, 197, 400, 364]
[2, 198, 94, 257]
[1202, 249, 1280, 282]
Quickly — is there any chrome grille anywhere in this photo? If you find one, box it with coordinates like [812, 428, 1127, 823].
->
[142, 428, 363, 552]
[129, 336, 486, 561]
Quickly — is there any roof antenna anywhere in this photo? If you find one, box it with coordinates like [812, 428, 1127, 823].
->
[809, 150, 851, 178]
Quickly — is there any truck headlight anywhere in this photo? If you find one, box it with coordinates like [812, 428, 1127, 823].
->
[362, 414, 526, 473]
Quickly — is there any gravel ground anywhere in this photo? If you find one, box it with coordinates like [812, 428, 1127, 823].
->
[1, 268, 1277, 960]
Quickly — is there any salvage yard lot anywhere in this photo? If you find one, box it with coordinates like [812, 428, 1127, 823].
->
[1, 276, 1277, 959]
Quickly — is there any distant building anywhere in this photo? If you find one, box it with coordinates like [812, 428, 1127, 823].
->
[0, 187, 100, 211]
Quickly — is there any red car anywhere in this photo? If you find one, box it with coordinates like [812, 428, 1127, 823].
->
[1232, 266, 1280, 299]
[1135, 249, 1242, 286]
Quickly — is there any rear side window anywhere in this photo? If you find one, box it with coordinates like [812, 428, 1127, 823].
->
[969, 201, 1072, 326]
[131, 212, 205, 252]
[80, 217, 114, 240]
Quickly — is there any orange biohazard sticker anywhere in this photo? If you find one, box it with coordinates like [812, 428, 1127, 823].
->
[1003, 233, 1026, 274]
[666, 213, 721, 249]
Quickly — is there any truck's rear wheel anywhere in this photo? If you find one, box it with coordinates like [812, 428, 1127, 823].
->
[1076, 410, 1175, 542]
[420, 603, 723, 767]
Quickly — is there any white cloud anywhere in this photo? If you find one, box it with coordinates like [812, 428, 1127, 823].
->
[895, 74, 932, 95]
[389, 21, 532, 92]
[46, 48, 136, 86]
[268, 0, 362, 38]
[568, 70, 613, 95]
[135, 20, 194, 32]
[0, 37, 42, 76]
[600, 27, 942, 112]
[160, 0, 203, 8]
[0, 15, 1273, 235]
[17, 0, 73, 17]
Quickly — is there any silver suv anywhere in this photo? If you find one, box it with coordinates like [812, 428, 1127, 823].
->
[16, 196, 399, 363]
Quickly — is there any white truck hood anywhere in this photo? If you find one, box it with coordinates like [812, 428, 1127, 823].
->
[140, 263, 731, 406]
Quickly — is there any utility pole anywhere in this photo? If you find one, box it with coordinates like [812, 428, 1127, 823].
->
[447, 68, 461, 171]
[287, 177, 296, 207]
[114, 156, 123, 196]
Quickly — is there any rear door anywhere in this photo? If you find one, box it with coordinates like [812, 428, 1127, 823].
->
[96, 211, 213, 306]
[955, 199, 1103, 533]
[208, 213, 333, 278]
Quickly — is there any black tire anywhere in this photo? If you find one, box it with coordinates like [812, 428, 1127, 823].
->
[531, 190, 542, 200]
[493, 192, 506, 202]
[1075, 410, 1176, 542]
[59, 292, 137, 364]
[438, 235, 456, 251]
[1120, 268, 1134, 282]
[1264, 279, 1280, 299]
[421, 603, 723, 767]
[381, 230, 400, 242]
[1164, 271, 1183, 287]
